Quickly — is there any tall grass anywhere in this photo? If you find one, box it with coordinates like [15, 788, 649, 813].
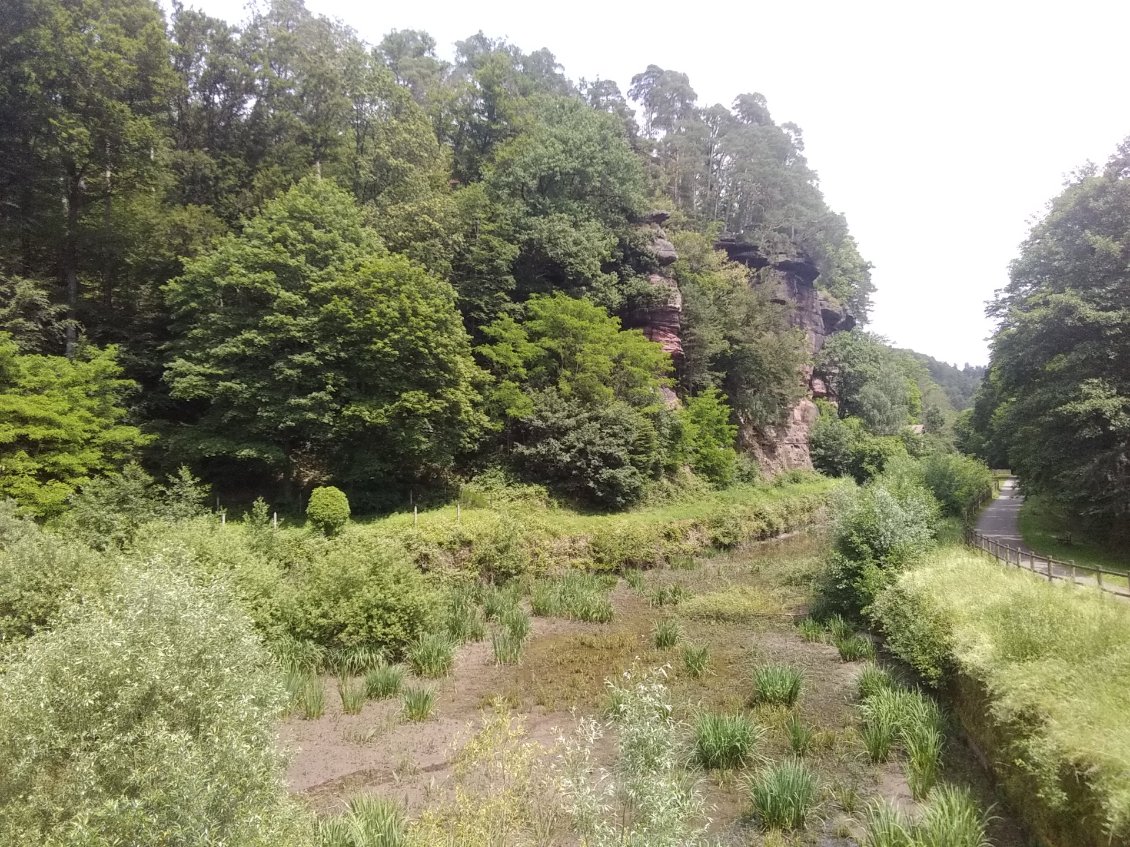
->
[444, 593, 486, 644]
[481, 583, 520, 622]
[300, 674, 325, 719]
[328, 645, 384, 677]
[499, 606, 530, 641]
[402, 686, 436, 721]
[653, 618, 680, 649]
[338, 676, 365, 715]
[751, 663, 803, 706]
[836, 633, 875, 662]
[693, 712, 762, 769]
[406, 633, 455, 678]
[319, 794, 408, 847]
[682, 645, 709, 679]
[530, 572, 614, 622]
[748, 758, 820, 830]
[785, 712, 814, 756]
[491, 629, 524, 665]
[857, 663, 896, 700]
[861, 787, 991, 847]
[859, 685, 945, 796]
[364, 663, 404, 700]
[796, 617, 825, 643]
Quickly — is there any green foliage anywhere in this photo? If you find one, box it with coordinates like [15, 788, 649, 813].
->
[694, 712, 762, 769]
[319, 795, 409, 847]
[338, 676, 366, 715]
[751, 663, 803, 706]
[406, 632, 456, 678]
[0, 501, 108, 647]
[511, 390, 660, 509]
[975, 140, 1130, 534]
[293, 536, 441, 654]
[165, 178, 487, 492]
[491, 629, 524, 664]
[836, 633, 876, 662]
[299, 675, 325, 720]
[820, 482, 939, 616]
[307, 486, 351, 536]
[0, 334, 148, 517]
[748, 758, 820, 831]
[810, 402, 910, 483]
[0, 567, 309, 845]
[786, 712, 815, 756]
[871, 546, 1130, 843]
[531, 571, 615, 622]
[673, 387, 739, 486]
[61, 463, 209, 549]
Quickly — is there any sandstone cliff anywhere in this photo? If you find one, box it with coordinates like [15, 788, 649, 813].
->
[716, 238, 854, 475]
[624, 217, 854, 474]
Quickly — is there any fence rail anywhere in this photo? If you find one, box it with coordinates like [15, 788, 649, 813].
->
[966, 529, 1130, 599]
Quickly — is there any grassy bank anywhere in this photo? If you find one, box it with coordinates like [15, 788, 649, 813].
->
[872, 546, 1130, 846]
[1019, 494, 1130, 575]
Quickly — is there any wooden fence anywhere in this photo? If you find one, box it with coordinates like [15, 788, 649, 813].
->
[966, 529, 1130, 599]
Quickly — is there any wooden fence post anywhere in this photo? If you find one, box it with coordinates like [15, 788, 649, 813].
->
[413, 505, 418, 528]
[1070, 563, 1077, 585]
[1097, 570, 1104, 592]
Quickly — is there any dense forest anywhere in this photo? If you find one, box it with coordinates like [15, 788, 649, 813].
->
[964, 138, 1130, 539]
[0, 0, 908, 516]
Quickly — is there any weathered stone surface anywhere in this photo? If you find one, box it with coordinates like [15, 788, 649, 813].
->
[716, 237, 855, 476]
[650, 237, 678, 266]
[631, 273, 683, 359]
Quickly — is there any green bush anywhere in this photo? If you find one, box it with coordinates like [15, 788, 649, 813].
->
[752, 663, 803, 706]
[307, 485, 351, 536]
[0, 501, 108, 647]
[293, 536, 440, 655]
[748, 758, 820, 830]
[0, 567, 310, 845]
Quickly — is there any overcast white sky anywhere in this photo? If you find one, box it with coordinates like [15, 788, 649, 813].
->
[180, 0, 1130, 366]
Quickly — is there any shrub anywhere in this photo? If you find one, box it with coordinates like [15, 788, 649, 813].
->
[0, 567, 309, 845]
[0, 502, 108, 645]
[919, 453, 993, 519]
[406, 632, 455, 678]
[752, 663, 803, 706]
[749, 758, 820, 830]
[306, 485, 351, 536]
[682, 645, 709, 679]
[364, 663, 405, 700]
[653, 618, 681, 649]
[402, 686, 436, 721]
[293, 535, 440, 655]
[674, 387, 739, 487]
[694, 712, 762, 769]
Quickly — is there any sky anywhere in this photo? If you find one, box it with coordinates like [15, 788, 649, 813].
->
[178, 0, 1130, 367]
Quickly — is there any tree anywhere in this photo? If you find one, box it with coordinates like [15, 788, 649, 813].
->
[0, 333, 148, 516]
[164, 178, 487, 496]
[674, 387, 739, 487]
[479, 292, 671, 420]
[978, 139, 1130, 534]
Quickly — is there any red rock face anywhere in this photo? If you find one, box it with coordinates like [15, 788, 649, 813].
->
[624, 218, 684, 361]
[716, 239, 855, 477]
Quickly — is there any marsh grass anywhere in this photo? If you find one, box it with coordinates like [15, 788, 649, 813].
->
[682, 645, 709, 679]
[905, 727, 945, 800]
[300, 674, 325, 719]
[531, 572, 613, 622]
[860, 686, 945, 793]
[445, 593, 486, 644]
[492, 629, 524, 665]
[624, 569, 645, 592]
[836, 633, 875, 662]
[407, 633, 455, 678]
[481, 583, 521, 622]
[402, 686, 436, 721]
[500, 606, 530, 641]
[694, 712, 762, 770]
[857, 663, 896, 700]
[796, 617, 826, 643]
[861, 800, 913, 847]
[860, 716, 895, 763]
[825, 614, 854, 642]
[338, 676, 365, 715]
[748, 758, 820, 831]
[328, 645, 383, 677]
[918, 784, 993, 847]
[752, 663, 803, 707]
[325, 794, 408, 847]
[649, 583, 687, 608]
[653, 618, 681, 649]
[785, 712, 814, 756]
[364, 663, 405, 700]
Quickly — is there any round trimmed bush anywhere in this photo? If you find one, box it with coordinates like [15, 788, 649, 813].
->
[307, 486, 350, 536]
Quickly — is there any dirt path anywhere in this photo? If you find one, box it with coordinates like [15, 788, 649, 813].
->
[974, 477, 1129, 597]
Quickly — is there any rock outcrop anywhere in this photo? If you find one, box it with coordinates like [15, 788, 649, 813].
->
[715, 238, 855, 476]
[626, 211, 684, 362]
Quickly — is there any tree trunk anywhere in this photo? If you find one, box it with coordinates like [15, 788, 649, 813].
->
[62, 168, 82, 358]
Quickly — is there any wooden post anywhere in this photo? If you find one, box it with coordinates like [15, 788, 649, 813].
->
[1029, 553, 1035, 574]
[1070, 563, 1077, 585]
[272, 512, 278, 529]
[413, 505, 418, 527]
[1047, 559, 1053, 582]
[457, 502, 462, 523]
[1097, 569, 1103, 592]
[220, 511, 226, 526]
